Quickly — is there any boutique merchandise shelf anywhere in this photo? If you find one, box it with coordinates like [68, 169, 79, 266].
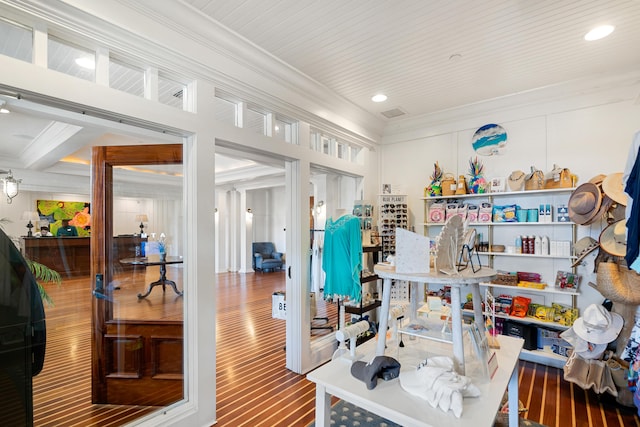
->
[422, 187, 579, 367]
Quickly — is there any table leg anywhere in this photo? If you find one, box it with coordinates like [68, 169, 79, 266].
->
[137, 269, 183, 299]
[376, 277, 393, 356]
[450, 284, 465, 375]
[409, 280, 419, 322]
[165, 278, 183, 296]
[137, 281, 157, 299]
[470, 283, 485, 334]
[508, 363, 519, 427]
[315, 384, 331, 427]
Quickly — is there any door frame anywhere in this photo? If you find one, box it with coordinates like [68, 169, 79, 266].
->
[90, 143, 183, 403]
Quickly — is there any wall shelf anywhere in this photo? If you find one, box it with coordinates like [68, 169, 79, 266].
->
[423, 187, 578, 367]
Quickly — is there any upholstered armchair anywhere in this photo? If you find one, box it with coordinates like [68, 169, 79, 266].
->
[252, 242, 284, 272]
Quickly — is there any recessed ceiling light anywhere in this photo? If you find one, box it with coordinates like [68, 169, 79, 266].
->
[75, 57, 95, 70]
[584, 25, 615, 41]
[0, 108, 10, 114]
[371, 94, 388, 103]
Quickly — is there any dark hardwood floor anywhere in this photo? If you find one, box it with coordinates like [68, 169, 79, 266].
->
[32, 268, 640, 426]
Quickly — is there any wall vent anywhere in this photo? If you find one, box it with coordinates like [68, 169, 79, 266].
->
[381, 108, 406, 119]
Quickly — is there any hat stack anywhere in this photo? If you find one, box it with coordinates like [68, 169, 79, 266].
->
[602, 173, 628, 207]
[599, 219, 627, 257]
[560, 304, 623, 360]
[571, 237, 600, 267]
[568, 175, 613, 225]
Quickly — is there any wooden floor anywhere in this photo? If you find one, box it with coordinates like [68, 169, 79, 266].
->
[32, 268, 640, 426]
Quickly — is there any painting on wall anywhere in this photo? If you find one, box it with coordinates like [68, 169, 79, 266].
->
[36, 200, 91, 236]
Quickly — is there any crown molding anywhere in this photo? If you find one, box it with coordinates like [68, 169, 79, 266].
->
[382, 69, 640, 145]
[2, 0, 383, 148]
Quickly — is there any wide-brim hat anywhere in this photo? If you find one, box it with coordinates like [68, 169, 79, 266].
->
[602, 172, 627, 206]
[559, 328, 606, 359]
[584, 195, 613, 225]
[599, 219, 626, 257]
[572, 304, 623, 345]
[568, 182, 602, 225]
[507, 170, 525, 191]
[571, 236, 600, 267]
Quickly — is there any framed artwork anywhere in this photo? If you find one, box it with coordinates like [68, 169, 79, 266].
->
[36, 199, 91, 236]
[490, 177, 506, 193]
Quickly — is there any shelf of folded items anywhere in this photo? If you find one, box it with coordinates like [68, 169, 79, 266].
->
[462, 308, 570, 330]
[421, 187, 575, 201]
[476, 252, 576, 260]
[422, 221, 575, 227]
[479, 282, 580, 296]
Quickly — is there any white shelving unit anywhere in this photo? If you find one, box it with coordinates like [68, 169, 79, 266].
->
[422, 188, 578, 367]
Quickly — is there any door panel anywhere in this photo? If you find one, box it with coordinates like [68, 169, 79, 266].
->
[91, 144, 183, 405]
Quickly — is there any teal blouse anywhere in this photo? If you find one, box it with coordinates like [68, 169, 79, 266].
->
[322, 215, 362, 302]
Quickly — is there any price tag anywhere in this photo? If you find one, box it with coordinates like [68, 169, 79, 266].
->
[488, 351, 499, 379]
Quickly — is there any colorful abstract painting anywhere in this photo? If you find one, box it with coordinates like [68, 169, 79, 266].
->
[472, 123, 507, 155]
[36, 199, 91, 236]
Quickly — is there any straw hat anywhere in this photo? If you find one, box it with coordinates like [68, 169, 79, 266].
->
[599, 219, 626, 257]
[568, 182, 602, 225]
[572, 304, 623, 345]
[507, 170, 525, 191]
[571, 237, 600, 268]
[602, 172, 627, 206]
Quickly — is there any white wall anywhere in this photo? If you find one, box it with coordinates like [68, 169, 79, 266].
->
[380, 95, 640, 313]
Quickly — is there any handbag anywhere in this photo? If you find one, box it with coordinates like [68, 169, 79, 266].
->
[545, 164, 573, 189]
[455, 174, 468, 195]
[594, 261, 640, 304]
[441, 173, 457, 196]
[524, 166, 545, 191]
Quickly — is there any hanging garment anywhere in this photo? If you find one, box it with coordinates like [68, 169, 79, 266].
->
[621, 316, 640, 367]
[624, 132, 640, 271]
[322, 214, 362, 302]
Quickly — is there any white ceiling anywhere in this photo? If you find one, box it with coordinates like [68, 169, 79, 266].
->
[184, 0, 640, 120]
[2, 0, 640, 188]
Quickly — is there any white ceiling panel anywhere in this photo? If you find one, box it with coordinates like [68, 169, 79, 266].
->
[184, 0, 640, 120]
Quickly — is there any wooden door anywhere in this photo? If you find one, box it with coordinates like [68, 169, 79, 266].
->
[91, 144, 183, 405]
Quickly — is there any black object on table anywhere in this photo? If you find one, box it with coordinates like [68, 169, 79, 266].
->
[120, 256, 184, 299]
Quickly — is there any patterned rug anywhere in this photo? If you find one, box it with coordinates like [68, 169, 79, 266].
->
[307, 400, 548, 427]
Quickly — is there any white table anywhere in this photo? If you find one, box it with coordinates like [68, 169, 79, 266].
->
[307, 334, 524, 427]
[374, 264, 497, 375]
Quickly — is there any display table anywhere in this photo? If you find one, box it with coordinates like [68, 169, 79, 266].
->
[374, 264, 497, 374]
[120, 256, 184, 298]
[307, 333, 524, 427]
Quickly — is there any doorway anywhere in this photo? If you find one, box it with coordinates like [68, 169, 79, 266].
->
[91, 144, 184, 406]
